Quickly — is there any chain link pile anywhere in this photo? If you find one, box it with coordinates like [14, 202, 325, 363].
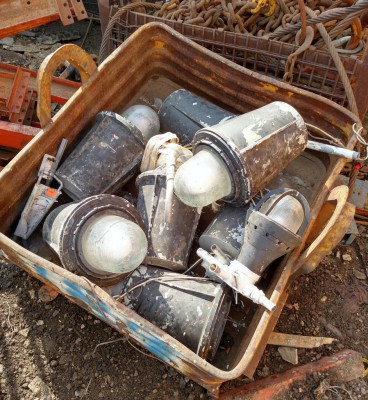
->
[153, 0, 366, 51]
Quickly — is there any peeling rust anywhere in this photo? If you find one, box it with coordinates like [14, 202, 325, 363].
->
[260, 82, 279, 92]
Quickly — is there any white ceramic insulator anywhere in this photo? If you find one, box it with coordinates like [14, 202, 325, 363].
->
[80, 215, 148, 275]
[121, 105, 160, 140]
[174, 149, 232, 207]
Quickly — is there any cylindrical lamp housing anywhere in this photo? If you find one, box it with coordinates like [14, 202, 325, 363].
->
[191, 102, 308, 206]
[159, 89, 235, 145]
[57, 109, 159, 200]
[122, 266, 232, 360]
[136, 169, 201, 271]
[43, 194, 147, 286]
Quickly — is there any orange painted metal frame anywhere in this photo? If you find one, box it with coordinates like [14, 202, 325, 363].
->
[0, 63, 80, 152]
[0, 120, 40, 150]
[0, 63, 80, 106]
[0, 0, 87, 39]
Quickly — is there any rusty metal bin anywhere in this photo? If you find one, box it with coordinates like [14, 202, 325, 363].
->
[0, 23, 360, 397]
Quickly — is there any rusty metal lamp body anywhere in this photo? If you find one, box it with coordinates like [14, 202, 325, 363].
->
[136, 133, 201, 271]
[56, 107, 159, 200]
[198, 189, 310, 311]
[121, 266, 232, 361]
[174, 101, 309, 207]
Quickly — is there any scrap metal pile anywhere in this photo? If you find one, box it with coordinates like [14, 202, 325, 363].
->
[0, 63, 80, 171]
[154, 0, 368, 51]
[0, 1, 366, 395]
[13, 87, 362, 361]
[101, 0, 368, 121]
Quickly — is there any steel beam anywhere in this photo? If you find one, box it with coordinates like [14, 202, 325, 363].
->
[0, 120, 40, 150]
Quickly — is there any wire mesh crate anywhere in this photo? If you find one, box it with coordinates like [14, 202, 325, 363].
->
[106, 8, 368, 118]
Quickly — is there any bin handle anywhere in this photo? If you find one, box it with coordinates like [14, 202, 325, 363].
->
[37, 44, 97, 128]
[291, 185, 354, 279]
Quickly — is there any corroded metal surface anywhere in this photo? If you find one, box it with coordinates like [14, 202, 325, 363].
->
[0, 23, 362, 397]
[0, 120, 40, 150]
[36, 44, 97, 127]
[0, 0, 87, 39]
[0, 62, 80, 105]
[296, 186, 356, 277]
[220, 349, 365, 399]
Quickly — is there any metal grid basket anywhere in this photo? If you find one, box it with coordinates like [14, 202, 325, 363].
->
[106, 8, 368, 118]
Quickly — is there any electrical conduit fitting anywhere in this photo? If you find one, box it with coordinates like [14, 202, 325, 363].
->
[237, 188, 310, 277]
[174, 102, 308, 207]
[197, 248, 276, 312]
[136, 134, 200, 271]
[43, 194, 148, 286]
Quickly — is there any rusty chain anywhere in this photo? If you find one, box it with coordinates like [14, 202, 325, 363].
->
[151, 0, 367, 51]
[155, 0, 319, 37]
[283, 25, 314, 82]
[99, 0, 366, 57]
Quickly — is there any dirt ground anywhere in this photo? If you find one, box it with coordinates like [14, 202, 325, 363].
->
[0, 18, 368, 400]
[1, 235, 367, 400]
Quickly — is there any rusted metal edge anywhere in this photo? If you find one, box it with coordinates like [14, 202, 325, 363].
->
[303, 202, 356, 273]
[220, 349, 365, 399]
[0, 15, 60, 40]
[268, 332, 336, 348]
[70, 0, 88, 20]
[36, 44, 97, 127]
[354, 44, 368, 118]
[55, 0, 75, 25]
[10, 89, 34, 125]
[7, 68, 30, 114]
